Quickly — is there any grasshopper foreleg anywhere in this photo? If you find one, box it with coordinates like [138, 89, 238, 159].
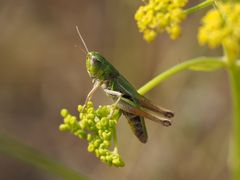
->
[82, 80, 102, 112]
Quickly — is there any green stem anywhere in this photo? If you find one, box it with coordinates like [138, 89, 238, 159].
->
[138, 57, 223, 95]
[227, 63, 240, 180]
[112, 126, 118, 152]
[0, 133, 87, 180]
[184, 0, 215, 15]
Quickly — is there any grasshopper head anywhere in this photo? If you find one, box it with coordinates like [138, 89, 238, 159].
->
[75, 27, 113, 81]
[86, 51, 107, 80]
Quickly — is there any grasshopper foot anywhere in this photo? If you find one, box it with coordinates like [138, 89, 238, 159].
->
[164, 111, 174, 118]
[162, 119, 172, 127]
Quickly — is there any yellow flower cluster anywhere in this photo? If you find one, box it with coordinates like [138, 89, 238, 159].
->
[198, 3, 240, 59]
[59, 101, 125, 167]
[135, 0, 188, 42]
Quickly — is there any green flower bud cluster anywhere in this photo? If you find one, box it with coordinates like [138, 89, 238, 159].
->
[135, 0, 188, 42]
[59, 101, 125, 167]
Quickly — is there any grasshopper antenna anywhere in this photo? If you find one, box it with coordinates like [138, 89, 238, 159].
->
[75, 25, 89, 53]
[74, 44, 87, 55]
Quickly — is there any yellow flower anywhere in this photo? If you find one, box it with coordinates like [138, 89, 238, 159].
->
[198, 3, 240, 60]
[135, 0, 188, 42]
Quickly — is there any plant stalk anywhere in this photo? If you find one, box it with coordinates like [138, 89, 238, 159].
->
[0, 133, 87, 180]
[138, 57, 223, 95]
[184, 0, 215, 15]
[113, 126, 118, 151]
[227, 63, 240, 180]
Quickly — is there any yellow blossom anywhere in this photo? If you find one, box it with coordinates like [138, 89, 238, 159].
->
[198, 3, 240, 60]
[135, 0, 188, 42]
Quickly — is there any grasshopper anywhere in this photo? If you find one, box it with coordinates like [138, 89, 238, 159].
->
[76, 26, 174, 143]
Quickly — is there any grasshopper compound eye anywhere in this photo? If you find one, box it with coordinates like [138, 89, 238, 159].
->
[91, 57, 102, 66]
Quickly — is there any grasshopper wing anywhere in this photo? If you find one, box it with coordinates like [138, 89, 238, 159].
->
[118, 97, 172, 127]
[137, 95, 174, 118]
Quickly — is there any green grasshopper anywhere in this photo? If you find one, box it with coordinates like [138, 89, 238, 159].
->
[76, 26, 174, 143]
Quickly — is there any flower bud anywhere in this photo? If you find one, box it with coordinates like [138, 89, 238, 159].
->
[60, 109, 68, 117]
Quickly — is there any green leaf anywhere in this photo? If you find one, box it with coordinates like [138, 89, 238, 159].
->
[188, 59, 224, 71]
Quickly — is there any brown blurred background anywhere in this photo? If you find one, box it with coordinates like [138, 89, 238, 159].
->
[0, 0, 231, 179]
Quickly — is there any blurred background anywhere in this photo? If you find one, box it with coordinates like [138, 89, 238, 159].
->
[0, 0, 231, 179]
